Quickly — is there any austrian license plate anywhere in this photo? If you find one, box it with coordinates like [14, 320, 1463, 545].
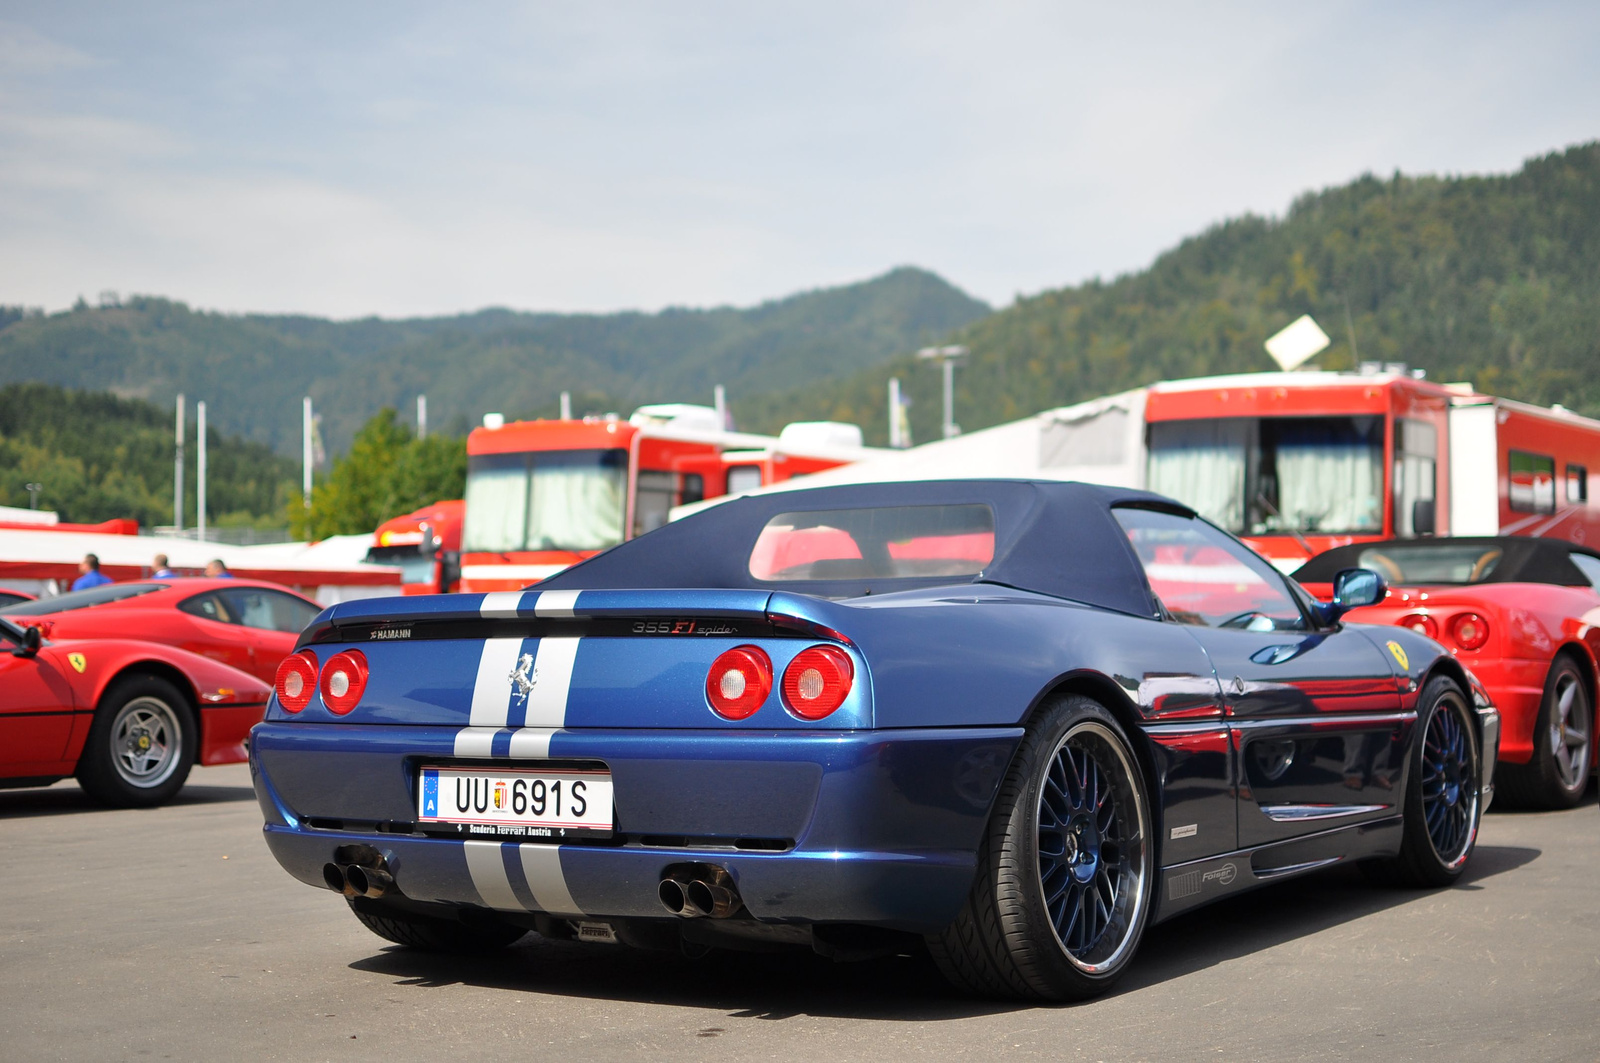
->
[416, 766, 614, 840]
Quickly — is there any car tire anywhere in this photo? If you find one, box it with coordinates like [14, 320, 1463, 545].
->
[347, 898, 528, 953]
[1369, 675, 1482, 888]
[1496, 656, 1592, 810]
[927, 696, 1154, 1001]
[75, 675, 197, 808]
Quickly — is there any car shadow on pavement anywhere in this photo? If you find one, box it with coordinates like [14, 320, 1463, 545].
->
[349, 935, 1006, 1020]
[0, 779, 257, 819]
[345, 843, 1540, 1019]
[1121, 842, 1541, 992]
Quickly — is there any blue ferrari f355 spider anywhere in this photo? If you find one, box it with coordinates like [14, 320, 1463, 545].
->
[252, 480, 1498, 999]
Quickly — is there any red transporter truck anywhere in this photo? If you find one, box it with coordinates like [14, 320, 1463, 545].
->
[1141, 369, 1600, 570]
[365, 500, 464, 595]
[458, 405, 880, 592]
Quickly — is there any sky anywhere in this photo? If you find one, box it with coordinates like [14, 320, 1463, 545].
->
[2, 2, 1598, 319]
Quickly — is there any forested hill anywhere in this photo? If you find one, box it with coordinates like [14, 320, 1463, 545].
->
[0, 383, 295, 526]
[739, 142, 1600, 445]
[0, 267, 989, 456]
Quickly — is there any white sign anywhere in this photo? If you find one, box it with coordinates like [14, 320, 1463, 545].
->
[1264, 315, 1331, 371]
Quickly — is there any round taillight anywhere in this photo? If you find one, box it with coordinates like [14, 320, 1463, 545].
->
[782, 645, 854, 721]
[274, 651, 319, 713]
[1398, 613, 1439, 641]
[706, 646, 773, 720]
[1451, 613, 1490, 652]
[319, 649, 369, 715]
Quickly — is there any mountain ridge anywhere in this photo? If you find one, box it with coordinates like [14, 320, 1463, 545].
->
[0, 266, 990, 456]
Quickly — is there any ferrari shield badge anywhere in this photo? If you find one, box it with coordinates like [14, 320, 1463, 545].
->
[508, 653, 538, 702]
[67, 652, 87, 673]
[1385, 640, 1409, 671]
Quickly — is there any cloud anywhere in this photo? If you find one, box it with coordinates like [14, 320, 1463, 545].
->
[0, 3, 1597, 316]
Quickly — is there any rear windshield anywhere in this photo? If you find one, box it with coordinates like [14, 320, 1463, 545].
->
[0, 582, 170, 615]
[1355, 544, 1504, 585]
[749, 504, 995, 582]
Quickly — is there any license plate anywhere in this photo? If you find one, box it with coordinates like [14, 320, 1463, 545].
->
[416, 766, 614, 840]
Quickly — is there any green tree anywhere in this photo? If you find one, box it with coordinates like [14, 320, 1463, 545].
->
[292, 409, 466, 538]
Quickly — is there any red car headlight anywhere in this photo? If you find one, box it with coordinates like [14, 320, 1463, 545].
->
[274, 650, 319, 713]
[319, 649, 369, 715]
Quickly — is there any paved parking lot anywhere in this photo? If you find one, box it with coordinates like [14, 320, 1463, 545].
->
[2, 764, 1597, 1062]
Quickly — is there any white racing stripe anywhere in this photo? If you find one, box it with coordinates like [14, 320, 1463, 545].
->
[507, 728, 557, 758]
[469, 638, 525, 726]
[480, 591, 525, 618]
[525, 637, 580, 728]
[534, 589, 581, 617]
[463, 840, 522, 910]
[454, 627, 583, 918]
[452, 727, 504, 758]
[519, 845, 581, 915]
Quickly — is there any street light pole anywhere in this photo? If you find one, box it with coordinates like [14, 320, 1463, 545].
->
[916, 345, 968, 440]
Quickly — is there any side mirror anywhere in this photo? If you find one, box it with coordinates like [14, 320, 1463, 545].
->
[1311, 567, 1387, 626]
[1334, 567, 1385, 609]
[15, 623, 41, 657]
[1412, 499, 1436, 536]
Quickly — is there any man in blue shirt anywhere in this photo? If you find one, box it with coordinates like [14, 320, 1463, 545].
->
[71, 553, 113, 591]
[151, 553, 176, 579]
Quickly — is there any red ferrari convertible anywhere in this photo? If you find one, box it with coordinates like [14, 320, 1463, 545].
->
[1296, 537, 1600, 809]
[1, 615, 269, 806]
[0, 578, 321, 686]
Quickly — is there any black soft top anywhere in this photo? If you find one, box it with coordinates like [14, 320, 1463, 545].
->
[1292, 536, 1600, 587]
[537, 479, 1189, 617]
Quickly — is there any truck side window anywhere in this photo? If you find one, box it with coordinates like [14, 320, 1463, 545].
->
[726, 466, 763, 494]
[1393, 419, 1437, 537]
[1509, 451, 1557, 514]
[1568, 464, 1588, 505]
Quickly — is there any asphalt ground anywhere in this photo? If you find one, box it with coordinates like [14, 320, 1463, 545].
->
[1, 764, 1597, 1063]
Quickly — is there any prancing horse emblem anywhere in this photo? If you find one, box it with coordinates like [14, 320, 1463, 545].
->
[508, 653, 538, 701]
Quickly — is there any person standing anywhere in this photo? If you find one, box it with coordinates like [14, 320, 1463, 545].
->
[72, 553, 113, 591]
[151, 554, 176, 579]
[204, 558, 234, 578]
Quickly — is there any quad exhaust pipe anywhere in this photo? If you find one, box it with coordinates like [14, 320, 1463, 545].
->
[657, 869, 741, 919]
[324, 861, 396, 899]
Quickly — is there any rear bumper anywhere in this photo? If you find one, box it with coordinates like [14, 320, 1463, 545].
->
[200, 703, 265, 766]
[1458, 657, 1545, 764]
[250, 722, 1022, 933]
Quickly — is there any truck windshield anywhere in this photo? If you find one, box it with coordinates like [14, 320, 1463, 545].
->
[463, 449, 627, 553]
[1147, 416, 1384, 536]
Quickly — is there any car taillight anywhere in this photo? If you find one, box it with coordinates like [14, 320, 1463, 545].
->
[320, 649, 369, 715]
[706, 646, 773, 720]
[274, 651, 319, 713]
[1450, 613, 1490, 652]
[782, 645, 854, 721]
[1398, 613, 1439, 641]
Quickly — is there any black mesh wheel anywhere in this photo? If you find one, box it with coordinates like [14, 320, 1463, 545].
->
[1369, 675, 1482, 888]
[928, 696, 1153, 1001]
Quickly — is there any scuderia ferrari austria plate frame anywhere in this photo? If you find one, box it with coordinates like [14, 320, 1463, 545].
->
[416, 765, 615, 840]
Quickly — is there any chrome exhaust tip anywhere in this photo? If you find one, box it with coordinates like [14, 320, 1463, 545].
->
[345, 864, 396, 899]
[658, 877, 695, 917]
[322, 862, 350, 895]
[684, 879, 741, 919]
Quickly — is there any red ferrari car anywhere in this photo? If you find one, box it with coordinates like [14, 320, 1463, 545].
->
[1, 615, 269, 806]
[0, 578, 322, 686]
[1295, 537, 1600, 809]
[0, 588, 34, 608]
